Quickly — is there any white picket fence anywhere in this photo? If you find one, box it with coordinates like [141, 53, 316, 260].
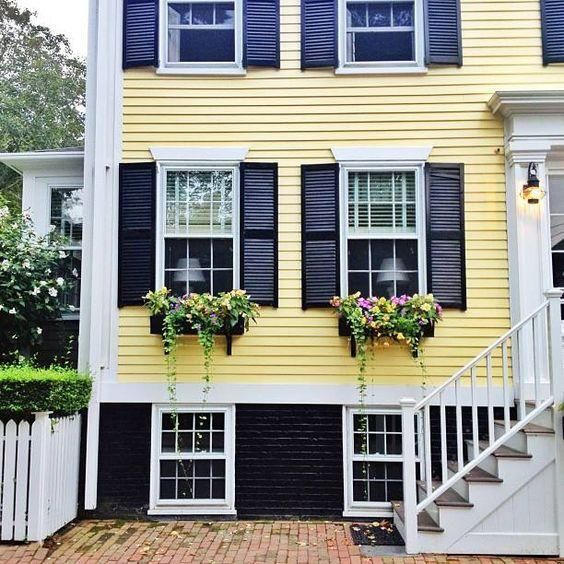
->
[0, 412, 81, 542]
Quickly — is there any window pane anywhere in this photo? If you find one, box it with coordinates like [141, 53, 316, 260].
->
[194, 460, 211, 477]
[160, 479, 176, 499]
[393, 2, 413, 26]
[368, 3, 390, 27]
[168, 3, 191, 24]
[396, 240, 418, 271]
[212, 479, 226, 498]
[347, 3, 366, 26]
[386, 433, 402, 455]
[212, 413, 225, 430]
[192, 3, 214, 24]
[189, 239, 212, 269]
[169, 29, 235, 63]
[369, 481, 386, 501]
[178, 413, 194, 430]
[196, 413, 211, 430]
[348, 239, 369, 270]
[216, 3, 235, 24]
[213, 239, 233, 268]
[50, 187, 84, 246]
[213, 270, 233, 294]
[347, 31, 414, 63]
[348, 272, 370, 296]
[370, 240, 393, 271]
[368, 433, 385, 454]
[552, 253, 564, 288]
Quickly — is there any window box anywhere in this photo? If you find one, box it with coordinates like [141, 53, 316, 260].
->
[150, 313, 245, 355]
[338, 316, 434, 357]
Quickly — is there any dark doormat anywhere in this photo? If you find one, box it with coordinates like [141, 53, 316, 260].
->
[350, 520, 405, 546]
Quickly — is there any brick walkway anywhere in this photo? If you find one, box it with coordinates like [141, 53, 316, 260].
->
[0, 520, 561, 563]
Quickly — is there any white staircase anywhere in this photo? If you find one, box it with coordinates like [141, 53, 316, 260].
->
[394, 291, 564, 556]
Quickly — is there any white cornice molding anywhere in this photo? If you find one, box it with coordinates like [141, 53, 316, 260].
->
[489, 90, 564, 117]
[331, 146, 432, 163]
[150, 147, 249, 163]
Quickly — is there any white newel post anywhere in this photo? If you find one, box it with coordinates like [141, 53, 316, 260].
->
[400, 398, 418, 554]
[27, 412, 51, 542]
[546, 290, 564, 557]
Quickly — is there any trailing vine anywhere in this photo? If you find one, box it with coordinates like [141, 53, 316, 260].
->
[144, 288, 260, 402]
[331, 292, 442, 404]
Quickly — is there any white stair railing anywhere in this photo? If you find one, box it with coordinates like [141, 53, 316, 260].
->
[400, 290, 563, 554]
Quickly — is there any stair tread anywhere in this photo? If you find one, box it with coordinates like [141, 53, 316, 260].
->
[417, 481, 473, 507]
[392, 501, 444, 533]
[493, 420, 554, 435]
[447, 460, 502, 483]
[476, 440, 532, 458]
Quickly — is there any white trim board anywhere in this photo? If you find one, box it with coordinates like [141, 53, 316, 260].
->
[150, 147, 249, 162]
[99, 382, 512, 406]
[331, 147, 432, 163]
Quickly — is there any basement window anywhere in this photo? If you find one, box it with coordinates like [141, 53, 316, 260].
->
[344, 408, 404, 516]
[150, 405, 235, 514]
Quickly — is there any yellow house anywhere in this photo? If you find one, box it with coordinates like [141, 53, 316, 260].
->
[3, 0, 563, 555]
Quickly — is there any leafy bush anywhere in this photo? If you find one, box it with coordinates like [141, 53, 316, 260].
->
[0, 204, 72, 360]
[0, 364, 92, 417]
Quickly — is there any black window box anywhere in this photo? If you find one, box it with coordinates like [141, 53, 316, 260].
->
[338, 316, 435, 357]
[150, 314, 245, 355]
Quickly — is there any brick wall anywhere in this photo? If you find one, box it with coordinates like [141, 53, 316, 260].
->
[97, 403, 152, 515]
[235, 404, 344, 518]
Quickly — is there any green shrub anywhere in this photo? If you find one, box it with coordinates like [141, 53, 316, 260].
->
[0, 364, 92, 417]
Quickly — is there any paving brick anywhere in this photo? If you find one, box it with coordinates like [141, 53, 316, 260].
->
[0, 521, 560, 563]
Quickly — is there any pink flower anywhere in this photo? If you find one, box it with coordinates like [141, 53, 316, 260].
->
[357, 298, 372, 310]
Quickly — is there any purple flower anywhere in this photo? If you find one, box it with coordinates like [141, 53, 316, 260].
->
[436, 303, 443, 315]
[357, 298, 372, 310]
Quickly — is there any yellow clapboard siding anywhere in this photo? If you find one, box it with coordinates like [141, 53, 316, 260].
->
[114, 0, 564, 386]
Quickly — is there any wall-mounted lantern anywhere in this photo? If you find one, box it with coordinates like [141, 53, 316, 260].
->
[521, 162, 545, 204]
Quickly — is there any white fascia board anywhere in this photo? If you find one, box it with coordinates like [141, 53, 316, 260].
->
[0, 152, 84, 174]
[489, 90, 564, 117]
[150, 147, 249, 163]
[331, 146, 432, 164]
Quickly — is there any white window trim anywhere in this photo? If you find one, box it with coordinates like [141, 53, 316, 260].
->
[149, 404, 237, 515]
[158, 0, 245, 75]
[342, 406, 404, 517]
[338, 163, 427, 296]
[48, 182, 84, 320]
[336, 0, 426, 75]
[156, 163, 241, 292]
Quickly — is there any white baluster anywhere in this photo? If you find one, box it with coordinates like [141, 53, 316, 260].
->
[471, 367, 479, 460]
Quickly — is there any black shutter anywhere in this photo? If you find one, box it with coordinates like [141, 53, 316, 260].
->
[244, 0, 280, 67]
[123, 0, 158, 69]
[541, 0, 564, 64]
[240, 163, 278, 306]
[118, 162, 156, 307]
[426, 163, 466, 310]
[301, 0, 338, 69]
[425, 0, 462, 65]
[301, 164, 340, 308]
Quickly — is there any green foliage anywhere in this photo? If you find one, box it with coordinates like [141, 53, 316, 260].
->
[331, 293, 443, 403]
[0, 0, 85, 212]
[145, 288, 260, 399]
[0, 364, 92, 417]
[0, 204, 73, 361]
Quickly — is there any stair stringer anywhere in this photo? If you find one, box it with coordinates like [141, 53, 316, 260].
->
[418, 436, 556, 555]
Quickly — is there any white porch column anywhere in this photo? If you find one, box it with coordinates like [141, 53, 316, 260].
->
[505, 149, 551, 402]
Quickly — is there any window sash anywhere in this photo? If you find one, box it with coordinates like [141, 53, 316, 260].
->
[340, 166, 425, 296]
[163, 0, 242, 67]
[158, 165, 240, 292]
[338, 0, 423, 68]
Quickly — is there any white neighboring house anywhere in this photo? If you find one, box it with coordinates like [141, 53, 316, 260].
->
[0, 147, 84, 362]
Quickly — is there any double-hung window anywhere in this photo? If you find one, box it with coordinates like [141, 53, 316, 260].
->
[151, 406, 235, 513]
[339, 0, 424, 71]
[164, 0, 242, 70]
[343, 168, 423, 298]
[162, 167, 238, 296]
[49, 184, 83, 313]
[345, 409, 404, 514]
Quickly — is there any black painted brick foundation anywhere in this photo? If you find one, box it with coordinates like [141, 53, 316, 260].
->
[97, 403, 152, 515]
[235, 404, 344, 518]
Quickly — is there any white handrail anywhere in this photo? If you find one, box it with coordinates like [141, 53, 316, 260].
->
[414, 300, 549, 411]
